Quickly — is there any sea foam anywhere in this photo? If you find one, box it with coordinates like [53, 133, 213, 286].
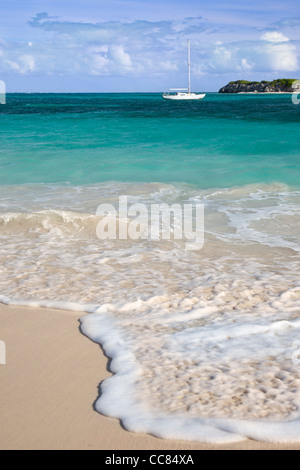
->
[0, 181, 300, 443]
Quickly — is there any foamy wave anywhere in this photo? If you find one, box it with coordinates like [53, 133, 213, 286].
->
[0, 210, 99, 238]
[2, 291, 300, 443]
[0, 181, 299, 442]
[81, 309, 300, 443]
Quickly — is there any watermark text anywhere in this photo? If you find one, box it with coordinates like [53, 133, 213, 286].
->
[0, 80, 6, 105]
[96, 196, 204, 250]
[292, 80, 300, 105]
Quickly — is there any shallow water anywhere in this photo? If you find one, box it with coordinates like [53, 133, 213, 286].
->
[0, 93, 300, 442]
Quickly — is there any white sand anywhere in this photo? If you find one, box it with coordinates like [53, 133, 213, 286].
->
[1, 304, 300, 450]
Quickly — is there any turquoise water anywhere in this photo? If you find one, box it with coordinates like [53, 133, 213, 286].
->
[0, 92, 299, 188]
[1, 93, 300, 443]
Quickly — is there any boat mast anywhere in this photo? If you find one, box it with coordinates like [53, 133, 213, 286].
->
[187, 39, 191, 94]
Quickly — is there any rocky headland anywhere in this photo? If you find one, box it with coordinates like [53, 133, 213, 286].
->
[219, 79, 300, 93]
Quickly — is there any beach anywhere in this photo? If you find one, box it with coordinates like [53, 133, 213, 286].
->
[0, 93, 300, 447]
[1, 302, 300, 451]
[1, 0, 300, 450]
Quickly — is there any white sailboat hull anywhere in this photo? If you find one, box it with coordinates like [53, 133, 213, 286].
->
[162, 40, 206, 102]
[163, 92, 206, 100]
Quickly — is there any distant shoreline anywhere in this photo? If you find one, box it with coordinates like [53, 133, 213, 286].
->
[235, 92, 295, 94]
[2, 91, 297, 97]
[219, 79, 300, 94]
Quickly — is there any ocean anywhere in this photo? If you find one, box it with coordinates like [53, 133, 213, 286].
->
[0, 92, 300, 442]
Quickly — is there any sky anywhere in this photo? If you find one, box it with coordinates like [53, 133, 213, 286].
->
[0, 0, 299, 92]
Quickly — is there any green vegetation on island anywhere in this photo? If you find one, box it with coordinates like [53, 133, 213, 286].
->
[219, 79, 300, 93]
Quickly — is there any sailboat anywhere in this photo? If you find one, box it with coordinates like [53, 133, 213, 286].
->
[163, 40, 206, 101]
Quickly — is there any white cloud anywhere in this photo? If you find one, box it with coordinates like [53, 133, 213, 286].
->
[261, 31, 289, 43]
[239, 58, 253, 71]
[205, 36, 298, 74]
[257, 31, 298, 72]
[19, 55, 35, 73]
[0, 12, 298, 82]
[2, 54, 36, 74]
[159, 60, 178, 72]
[108, 45, 132, 68]
[263, 43, 298, 71]
[214, 46, 232, 60]
[4, 59, 20, 72]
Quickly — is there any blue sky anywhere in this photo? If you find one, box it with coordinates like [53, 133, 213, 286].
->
[0, 0, 299, 92]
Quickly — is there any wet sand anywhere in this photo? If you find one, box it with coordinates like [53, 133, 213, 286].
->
[0, 304, 299, 450]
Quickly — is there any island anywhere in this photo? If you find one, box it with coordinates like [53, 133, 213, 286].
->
[219, 79, 300, 93]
